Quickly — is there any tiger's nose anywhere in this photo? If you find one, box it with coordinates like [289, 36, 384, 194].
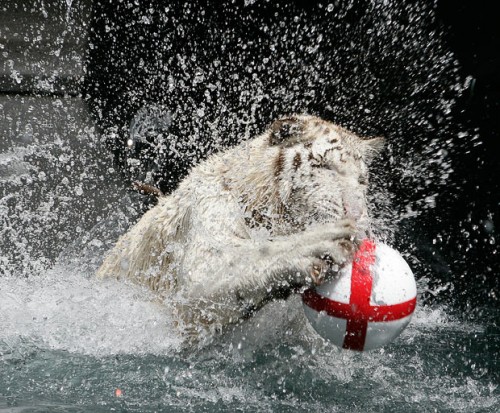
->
[343, 193, 365, 220]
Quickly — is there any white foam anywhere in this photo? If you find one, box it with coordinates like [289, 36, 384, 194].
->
[0, 265, 182, 356]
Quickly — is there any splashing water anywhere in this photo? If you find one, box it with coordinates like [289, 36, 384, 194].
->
[1, 268, 498, 411]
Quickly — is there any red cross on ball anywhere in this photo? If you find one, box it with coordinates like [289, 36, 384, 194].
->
[302, 239, 417, 351]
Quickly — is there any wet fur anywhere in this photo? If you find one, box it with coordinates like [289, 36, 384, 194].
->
[96, 115, 383, 341]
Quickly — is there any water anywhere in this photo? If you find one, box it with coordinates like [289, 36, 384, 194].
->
[0, 195, 498, 411]
[0, 267, 498, 412]
[0, 123, 498, 411]
[1, 1, 499, 411]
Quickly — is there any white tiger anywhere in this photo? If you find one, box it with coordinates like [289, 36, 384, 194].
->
[96, 114, 384, 341]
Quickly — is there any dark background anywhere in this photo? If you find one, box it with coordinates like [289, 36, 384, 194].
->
[433, 0, 499, 310]
[83, 0, 499, 311]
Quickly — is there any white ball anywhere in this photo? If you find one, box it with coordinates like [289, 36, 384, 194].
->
[302, 240, 417, 351]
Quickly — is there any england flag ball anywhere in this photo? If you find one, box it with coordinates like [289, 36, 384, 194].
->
[302, 239, 417, 351]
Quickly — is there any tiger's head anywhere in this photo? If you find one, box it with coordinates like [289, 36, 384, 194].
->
[268, 115, 384, 234]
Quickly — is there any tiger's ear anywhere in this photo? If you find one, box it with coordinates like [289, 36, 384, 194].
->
[269, 116, 303, 146]
[362, 137, 385, 162]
